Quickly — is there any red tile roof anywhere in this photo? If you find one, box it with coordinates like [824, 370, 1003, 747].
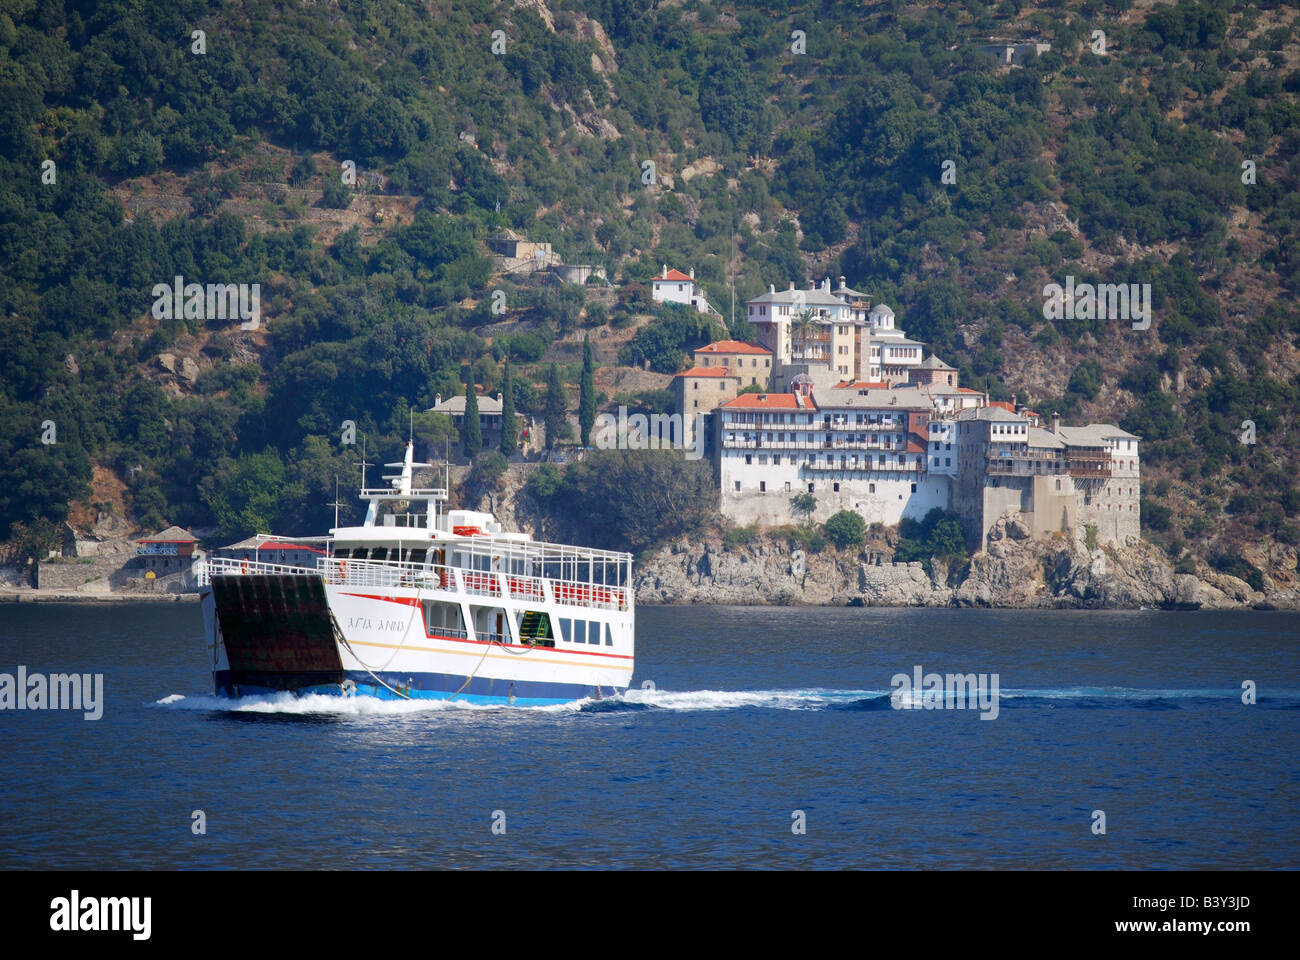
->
[656, 269, 694, 282]
[260, 541, 328, 555]
[989, 401, 1017, 413]
[674, 366, 732, 378]
[957, 387, 984, 394]
[722, 393, 800, 409]
[697, 339, 772, 356]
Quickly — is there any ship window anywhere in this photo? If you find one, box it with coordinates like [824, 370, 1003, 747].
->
[334, 548, 351, 559]
[370, 548, 389, 562]
[408, 549, 427, 566]
[605, 624, 613, 646]
[559, 618, 573, 643]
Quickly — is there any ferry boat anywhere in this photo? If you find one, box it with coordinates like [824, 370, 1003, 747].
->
[197, 443, 634, 705]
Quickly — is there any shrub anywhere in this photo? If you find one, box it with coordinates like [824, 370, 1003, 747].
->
[769, 524, 825, 553]
[1140, 499, 1171, 531]
[1208, 552, 1265, 592]
[469, 451, 508, 487]
[289, 153, 316, 186]
[893, 508, 968, 573]
[722, 524, 760, 550]
[321, 179, 352, 209]
[822, 510, 866, 549]
[526, 463, 562, 499]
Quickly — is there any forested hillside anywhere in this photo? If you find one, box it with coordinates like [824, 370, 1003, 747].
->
[1, 0, 1297, 583]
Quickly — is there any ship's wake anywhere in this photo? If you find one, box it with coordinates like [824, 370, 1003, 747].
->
[151, 691, 517, 716]
[151, 685, 1298, 718]
[589, 685, 1300, 713]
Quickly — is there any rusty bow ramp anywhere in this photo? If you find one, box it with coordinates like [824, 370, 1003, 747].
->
[210, 573, 344, 693]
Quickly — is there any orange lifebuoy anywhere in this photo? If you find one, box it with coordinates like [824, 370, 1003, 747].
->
[339, 561, 347, 581]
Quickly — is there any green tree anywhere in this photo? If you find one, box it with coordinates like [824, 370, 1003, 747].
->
[579, 335, 596, 447]
[539, 450, 717, 553]
[526, 463, 561, 499]
[413, 411, 457, 461]
[544, 363, 567, 450]
[462, 381, 482, 459]
[209, 450, 294, 541]
[895, 508, 968, 573]
[2, 518, 61, 568]
[500, 360, 518, 456]
[791, 491, 817, 526]
[466, 450, 508, 499]
[823, 510, 866, 549]
[790, 308, 819, 362]
[320, 179, 352, 209]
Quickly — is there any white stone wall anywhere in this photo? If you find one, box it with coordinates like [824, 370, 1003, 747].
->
[719, 451, 950, 527]
[654, 279, 709, 313]
[927, 422, 957, 475]
[1075, 440, 1141, 545]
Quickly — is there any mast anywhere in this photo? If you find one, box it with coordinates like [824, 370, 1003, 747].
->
[354, 435, 372, 493]
[330, 475, 344, 531]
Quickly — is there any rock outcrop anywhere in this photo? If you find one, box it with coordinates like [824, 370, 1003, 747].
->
[635, 516, 1300, 609]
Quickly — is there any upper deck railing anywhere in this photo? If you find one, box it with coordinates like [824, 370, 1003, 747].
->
[200, 555, 630, 612]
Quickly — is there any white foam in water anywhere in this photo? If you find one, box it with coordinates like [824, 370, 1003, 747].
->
[994, 686, 1251, 700]
[619, 687, 885, 711]
[150, 688, 882, 717]
[152, 692, 520, 716]
[152, 685, 1297, 718]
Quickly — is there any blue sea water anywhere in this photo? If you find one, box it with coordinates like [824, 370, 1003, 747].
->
[0, 603, 1296, 869]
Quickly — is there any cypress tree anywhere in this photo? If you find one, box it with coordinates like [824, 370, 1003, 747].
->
[462, 380, 482, 459]
[579, 335, 596, 447]
[500, 360, 518, 456]
[544, 362, 567, 450]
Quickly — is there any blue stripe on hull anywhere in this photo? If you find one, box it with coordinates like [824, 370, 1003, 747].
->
[212, 669, 619, 705]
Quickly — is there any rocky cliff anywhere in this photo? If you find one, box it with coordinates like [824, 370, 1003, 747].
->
[634, 515, 1300, 610]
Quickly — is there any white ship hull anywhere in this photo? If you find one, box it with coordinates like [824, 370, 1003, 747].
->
[200, 556, 635, 705]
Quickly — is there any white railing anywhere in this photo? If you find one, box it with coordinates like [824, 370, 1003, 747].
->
[550, 578, 628, 612]
[199, 556, 322, 585]
[722, 437, 905, 452]
[202, 556, 630, 611]
[804, 459, 923, 473]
